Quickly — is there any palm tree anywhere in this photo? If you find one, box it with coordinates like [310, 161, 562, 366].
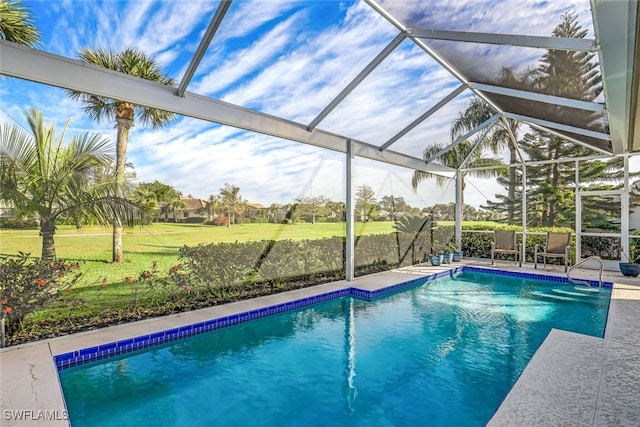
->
[169, 198, 187, 223]
[412, 139, 507, 204]
[450, 97, 522, 222]
[67, 48, 175, 263]
[220, 183, 241, 227]
[0, 0, 40, 46]
[394, 216, 434, 264]
[0, 109, 140, 261]
[207, 194, 222, 222]
[269, 203, 282, 223]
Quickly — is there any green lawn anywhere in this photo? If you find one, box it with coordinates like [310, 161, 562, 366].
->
[0, 221, 399, 284]
[0, 221, 399, 330]
[0, 220, 502, 286]
[0, 220, 501, 341]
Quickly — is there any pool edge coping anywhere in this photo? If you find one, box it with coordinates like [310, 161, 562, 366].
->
[52, 265, 613, 370]
[52, 268, 453, 370]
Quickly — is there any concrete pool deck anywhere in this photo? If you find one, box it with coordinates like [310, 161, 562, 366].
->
[1, 260, 638, 426]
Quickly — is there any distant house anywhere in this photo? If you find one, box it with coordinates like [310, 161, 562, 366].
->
[0, 200, 16, 218]
[159, 197, 208, 223]
[245, 203, 265, 221]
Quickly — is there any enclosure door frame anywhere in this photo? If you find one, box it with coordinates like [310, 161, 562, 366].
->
[576, 189, 627, 264]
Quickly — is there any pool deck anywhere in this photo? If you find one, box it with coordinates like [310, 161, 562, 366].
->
[1, 259, 638, 426]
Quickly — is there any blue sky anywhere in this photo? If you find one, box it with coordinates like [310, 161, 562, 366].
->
[2, 0, 600, 208]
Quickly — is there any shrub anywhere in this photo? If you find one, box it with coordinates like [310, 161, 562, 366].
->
[312, 236, 344, 276]
[0, 254, 81, 342]
[179, 241, 267, 292]
[211, 215, 228, 226]
[0, 217, 39, 229]
[258, 240, 307, 282]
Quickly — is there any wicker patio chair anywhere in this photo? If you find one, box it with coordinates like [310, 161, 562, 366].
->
[491, 230, 521, 267]
[534, 232, 572, 272]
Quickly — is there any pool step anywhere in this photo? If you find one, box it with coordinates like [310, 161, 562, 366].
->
[572, 286, 602, 293]
[550, 288, 599, 298]
[528, 287, 609, 305]
[529, 291, 582, 303]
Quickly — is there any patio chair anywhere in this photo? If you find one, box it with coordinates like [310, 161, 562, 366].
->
[534, 232, 572, 272]
[491, 230, 521, 267]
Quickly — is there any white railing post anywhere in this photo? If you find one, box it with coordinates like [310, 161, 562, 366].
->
[345, 140, 355, 281]
[521, 164, 527, 262]
[455, 170, 463, 249]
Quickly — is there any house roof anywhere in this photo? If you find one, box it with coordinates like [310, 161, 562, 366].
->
[180, 197, 207, 210]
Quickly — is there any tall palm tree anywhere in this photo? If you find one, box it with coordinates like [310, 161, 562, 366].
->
[0, 0, 40, 46]
[412, 139, 507, 204]
[394, 215, 434, 264]
[269, 203, 282, 223]
[67, 48, 175, 263]
[450, 97, 521, 222]
[169, 198, 187, 223]
[0, 109, 140, 261]
[220, 183, 241, 227]
[207, 194, 222, 222]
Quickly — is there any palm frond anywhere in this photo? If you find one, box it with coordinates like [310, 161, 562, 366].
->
[67, 47, 176, 127]
[0, 0, 40, 46]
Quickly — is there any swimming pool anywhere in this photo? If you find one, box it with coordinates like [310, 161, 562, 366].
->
[57, 269, 611, 426]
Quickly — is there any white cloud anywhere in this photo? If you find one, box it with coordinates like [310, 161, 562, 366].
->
[9, 0, 603, 211]
[377, 0, 594, 36]
[193, 11, 304, 96]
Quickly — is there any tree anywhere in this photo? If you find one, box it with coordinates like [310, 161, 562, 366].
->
[0, 109, 140, 261]
[268, 203, 282, 223]
[0, 0, 40, 46]
[325, 200, 345, 222]
[295, 195, 329, 224]
[207, 194, 222, 221]
[169, 198, 187, 223]
[486, 11, 614, 227]
[378, 195, 408, 220]
[67, 48, 176, 263]
[535, 11, 602, 101]
[394, 216, 434, 264]
[219, 183, 242, 227]
[133, 180, 180, 222]
[450, 97, 522, 223]
[412, 140, 506, 205]
[517, 133, 629, 227]
[235, 199, 248, 225]
[355, 185, 377, 222]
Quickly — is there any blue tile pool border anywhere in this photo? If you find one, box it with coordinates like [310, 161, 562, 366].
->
[53, 265, 610, 370]
[464, 266, 614, 289]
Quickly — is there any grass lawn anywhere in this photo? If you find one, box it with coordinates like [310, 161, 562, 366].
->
[0, 220, 500, 341]
[0, 220, 501, 284]
[0, 221, 398, 334]
[0, 221, 399, 281]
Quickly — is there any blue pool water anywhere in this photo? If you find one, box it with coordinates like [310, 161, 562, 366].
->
[58, 271, 610, 426]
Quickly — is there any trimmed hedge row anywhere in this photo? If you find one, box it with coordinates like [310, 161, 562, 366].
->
[178, 231, 454, 289]
[177, 226, 617, 291]
[0, 217, 39, 229]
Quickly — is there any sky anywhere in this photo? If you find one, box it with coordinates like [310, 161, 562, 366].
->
[2, 0, 611, 209]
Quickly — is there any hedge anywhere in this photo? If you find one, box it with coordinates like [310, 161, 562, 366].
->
[176, 226, 615, 292]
